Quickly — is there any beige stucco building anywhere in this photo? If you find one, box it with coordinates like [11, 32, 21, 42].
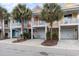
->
[0, 3, 79, 40]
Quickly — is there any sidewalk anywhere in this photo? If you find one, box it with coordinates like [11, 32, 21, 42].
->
[0, 39, 79, 50]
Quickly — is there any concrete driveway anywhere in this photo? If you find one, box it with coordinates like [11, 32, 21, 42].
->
[0, 39, 79, 55]
[0, 39, 79, 50]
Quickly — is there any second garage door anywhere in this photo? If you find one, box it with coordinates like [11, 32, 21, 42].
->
[61, 29, 76, 40]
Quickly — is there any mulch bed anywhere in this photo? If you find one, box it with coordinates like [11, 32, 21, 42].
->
[12, 39, 27, 43]
[41, 39, 58, 46]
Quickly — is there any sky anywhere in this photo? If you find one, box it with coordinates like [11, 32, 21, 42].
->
[0, 3, 43, 13]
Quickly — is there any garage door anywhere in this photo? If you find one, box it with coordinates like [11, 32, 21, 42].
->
[39, 29, 45, 39]
[61, 29, 75, 40]
[33, 28, 45, 39]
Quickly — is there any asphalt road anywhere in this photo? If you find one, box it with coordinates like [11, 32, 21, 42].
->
[0, 42, 79, 56]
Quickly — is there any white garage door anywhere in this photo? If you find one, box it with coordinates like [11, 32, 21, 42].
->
[34, 28, 45, 39]
[61, 29, 75, 40]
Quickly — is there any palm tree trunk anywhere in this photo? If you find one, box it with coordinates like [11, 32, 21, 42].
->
[21, 17, 24, 34]
[50, 23, 53, 40]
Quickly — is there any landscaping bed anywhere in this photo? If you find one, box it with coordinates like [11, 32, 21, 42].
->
[12, 32, 31, 43]
[12, 38, 27, 43]
[41, 39, 58, 46]
[41, 31, 58, 46]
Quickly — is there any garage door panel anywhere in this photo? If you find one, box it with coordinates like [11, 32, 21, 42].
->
[61, 29, 74, 40]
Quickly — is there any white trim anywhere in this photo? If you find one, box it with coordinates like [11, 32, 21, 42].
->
[78, 25, 79, 40]
[60, 23, 78, 26]
[59, 24, 61, 40]
[32, 25, 47, 27]
[10, 20, 12, 39]
[45, 26, 47, 40]
[2, 19, 5, 38]
[31, 17, 34, 39]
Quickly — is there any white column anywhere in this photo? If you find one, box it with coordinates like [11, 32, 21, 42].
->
[45, 25, 47, 40]
[10, 18, 12, 39]
[31, 17, 34, 39]
[77, 13, 79, 40]
[2, 19, 5, 39]
[78, 25, 79, 40]
[59, 24, 61, 40]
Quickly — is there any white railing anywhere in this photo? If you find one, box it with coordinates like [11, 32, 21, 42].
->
[5, 24, 10, 28]
[63, 18, 78, 24]
[0, 23, 2, 26]
[12, 22, 30, 28]
[0, 23, 2, 28]
[14, 23, 21, 26]
[12, 23, 21, 28]
[33, 21, 46, 26]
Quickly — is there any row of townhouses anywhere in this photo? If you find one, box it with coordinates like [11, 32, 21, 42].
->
[0, 4, 79, 40]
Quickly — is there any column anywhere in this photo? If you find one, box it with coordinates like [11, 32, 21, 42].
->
[77, 13, 79, 40]
[31, 17, 34, 39]
[2, 19, 5, 39]
[59, 24, 61, 40]
[10, 18, 12, 39]
[77, 25, 79, 40]
[45, 25, 47, 40]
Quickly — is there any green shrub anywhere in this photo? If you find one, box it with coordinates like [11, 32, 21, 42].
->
[52, 32, 58, 39]
[20, 32, 31, 40]
[46, 31, 51, 40]
[46, 31, 58, 40]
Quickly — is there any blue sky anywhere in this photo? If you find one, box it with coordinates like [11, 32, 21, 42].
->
[0, 3, 43, 13]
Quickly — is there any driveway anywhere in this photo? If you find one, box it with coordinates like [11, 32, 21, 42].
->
[1, 39, 79, 50]
[0, 39, 79, 56]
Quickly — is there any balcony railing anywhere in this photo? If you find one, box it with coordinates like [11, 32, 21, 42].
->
[63, 18, 79, 24]
[0, 23, 2, 29]
[4, 24, 10, 28]
[12, 23, 21, 28]
[12, 22, 31, 28]
[33, 21, 46, 26]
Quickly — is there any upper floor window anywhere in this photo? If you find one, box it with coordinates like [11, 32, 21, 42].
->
[4, 20, 8, 24]
[64, 14, 72, 24]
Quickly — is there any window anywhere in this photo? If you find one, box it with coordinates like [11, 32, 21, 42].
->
[4, 20, 8, 24]
[64, 14, 72, 24]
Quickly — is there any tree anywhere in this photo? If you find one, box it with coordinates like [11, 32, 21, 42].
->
[0, 6, 9, 38]
[41, 3, 63, 40]
[12, 4, 32, 34]
[0, 6, 9, 20]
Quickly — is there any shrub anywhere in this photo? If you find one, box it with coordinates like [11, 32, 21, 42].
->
[20, 32, 31, 40]
[46, 31, 51, 40]
[52, 32, 58, 40]
[46, 31, 58, 40]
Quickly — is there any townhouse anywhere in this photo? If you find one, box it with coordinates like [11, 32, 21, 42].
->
[0, 3, 79, 40]
[0, 18, 10, 39]
[59, 4, 79, 40]
[9, 6, 47, 39]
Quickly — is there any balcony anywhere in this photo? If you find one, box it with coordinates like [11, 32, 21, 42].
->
[12, 22, 31, 29]
[60, 18, 79, 26]
[12, 23, 21, 28]
[0, 23, 2, 29]
[4, 24, 10, 29]
[63, 17, 79, 24]
[64, 20, 78, 24]
[32, 21, 47, 27]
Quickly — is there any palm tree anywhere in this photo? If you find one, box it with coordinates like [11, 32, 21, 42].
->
[0, 6, 9, 19]
[0, 6, 9, 39]
[12, 4, 32, 34]
[41, 3, 63, 40]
